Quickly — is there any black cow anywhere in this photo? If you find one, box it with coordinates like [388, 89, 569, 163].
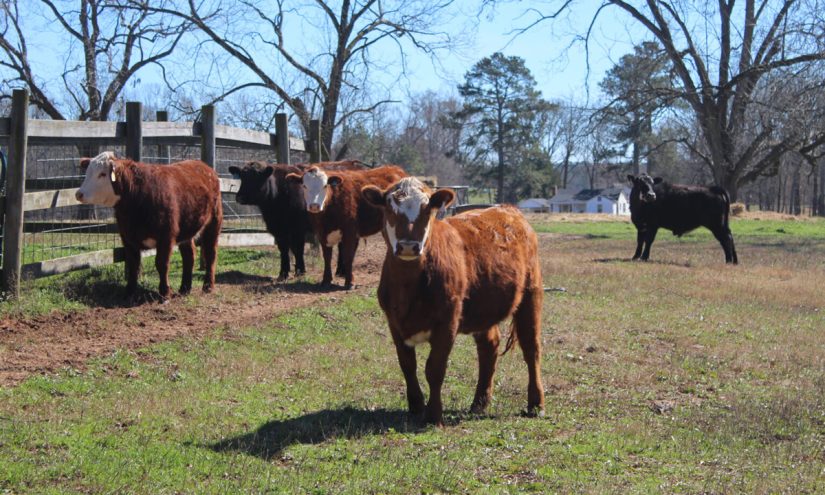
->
[229, 162, 310, 280]
[627, 174, 738, 264]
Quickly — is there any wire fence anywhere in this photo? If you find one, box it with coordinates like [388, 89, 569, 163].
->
[14, 143, 289, 266]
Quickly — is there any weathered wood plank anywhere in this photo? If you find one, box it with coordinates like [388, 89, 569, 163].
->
[20, 232, 275, 279]
[22, 188, 80, 212]
[2, 89, 29, 297]
[220, 178, 241, 193]
[0, 117, 10, 136]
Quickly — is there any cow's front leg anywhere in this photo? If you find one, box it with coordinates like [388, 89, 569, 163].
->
[275, 235, 291, 281]
[340, 234, 360, 289]
[155, 238, 174, 300]
[632, 229, 645, 260]
[424, 327, 456, 426]
[640, 228, 658, 261]
[391, 330, 425, 416]
[320, 244, 334, 286]
[123, 244, 142, 298]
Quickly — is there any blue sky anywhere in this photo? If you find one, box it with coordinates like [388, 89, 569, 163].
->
[375, 1, 643, 106]
[17, 1, 646, 116]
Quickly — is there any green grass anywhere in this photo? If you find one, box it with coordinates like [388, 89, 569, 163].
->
[0, 247, 279, 317]
[529, 215, 825, 241]
[2, 219, 825, 493]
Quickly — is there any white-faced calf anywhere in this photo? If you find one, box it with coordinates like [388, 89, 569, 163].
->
[286, 165, 407, 288]
[362, 177, 545, 425]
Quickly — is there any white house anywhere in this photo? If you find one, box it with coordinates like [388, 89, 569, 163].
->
[517, 198, 551, 213]
[548, 187, 631, 216]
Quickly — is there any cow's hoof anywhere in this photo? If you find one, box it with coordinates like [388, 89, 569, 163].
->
[202, 285, 214, 294]
[521, 406, 545, 418]
[179, 286, 192, 295]
[276, 274, 288, 282]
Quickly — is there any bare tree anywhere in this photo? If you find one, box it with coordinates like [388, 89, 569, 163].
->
[0, 0, 191, 121]
[148, 0, 456, 157]
[517, 0, 825, 200]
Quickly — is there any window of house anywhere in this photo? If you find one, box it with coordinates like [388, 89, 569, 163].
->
[597, 204, 603, 213]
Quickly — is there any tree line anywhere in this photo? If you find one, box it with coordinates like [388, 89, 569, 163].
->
[2, 0, 824, 212]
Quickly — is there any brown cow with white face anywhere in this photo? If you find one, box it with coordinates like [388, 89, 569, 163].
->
[362, 177, 545, 425]
[287, 165, 407, 288]
[76, 152, 222, 301]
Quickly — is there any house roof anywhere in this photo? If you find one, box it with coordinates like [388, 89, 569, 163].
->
[576, 187, 628, 202]
[518, 198, 551, 208]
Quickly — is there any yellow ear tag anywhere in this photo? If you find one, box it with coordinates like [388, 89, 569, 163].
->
[110, 169, 116, 183]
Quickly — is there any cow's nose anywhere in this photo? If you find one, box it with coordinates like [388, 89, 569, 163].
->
[396, 241, 421, 260]
[308, 203, 320, 213]
[75, 191, 84, 202]
[645, 193, 656, 201]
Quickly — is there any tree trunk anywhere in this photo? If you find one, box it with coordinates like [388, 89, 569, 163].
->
[817, 162, 825, 216]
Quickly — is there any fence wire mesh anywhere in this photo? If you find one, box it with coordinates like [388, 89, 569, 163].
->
[17, 142, 294, 271]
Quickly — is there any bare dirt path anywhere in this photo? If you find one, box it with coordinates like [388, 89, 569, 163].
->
[0, 240, 386, 387]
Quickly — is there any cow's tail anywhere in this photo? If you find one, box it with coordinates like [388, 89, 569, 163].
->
[720, 187, 732, 229]
[501, 319, 519, 356]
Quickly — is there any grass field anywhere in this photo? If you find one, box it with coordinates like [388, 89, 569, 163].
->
[1, 215, 824, 493]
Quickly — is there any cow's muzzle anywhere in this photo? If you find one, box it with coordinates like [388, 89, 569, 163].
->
[308, 203, 321, 213]
[75, 190, 86, 203]
[395, 240, 422, 261]
[643, 192, 656, 202]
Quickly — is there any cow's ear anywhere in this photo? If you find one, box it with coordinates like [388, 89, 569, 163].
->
[429, 188, 455, 210]
[653, 177, 663, 184]
[627, 174, 636, 184]
[80, 157, 91, 172]
[361, 185, 386, 208]
[327, 175, 344, 187]
[228, 166, 241, 178]
[285, 172, 303, 184]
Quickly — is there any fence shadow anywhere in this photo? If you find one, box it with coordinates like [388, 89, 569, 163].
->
[205, 406, 427, 460]
[61, 278, 162, 308]
[214, 270, 274, 285]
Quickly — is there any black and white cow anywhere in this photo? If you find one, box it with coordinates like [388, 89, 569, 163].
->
[627, 174, 738, 264]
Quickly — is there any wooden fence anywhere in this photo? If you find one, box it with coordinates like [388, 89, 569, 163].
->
[0, 89, 322, 298]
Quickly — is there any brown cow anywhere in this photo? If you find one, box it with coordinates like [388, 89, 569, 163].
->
[76, 152, 222, 300]
[361, 178, 545, 425]
[286, 165, 407, 288]
[228, 160, 365, 281]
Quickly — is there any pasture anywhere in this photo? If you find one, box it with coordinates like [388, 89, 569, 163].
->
[1, 214, 824, 493]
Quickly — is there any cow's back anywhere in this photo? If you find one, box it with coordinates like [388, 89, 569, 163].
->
[653, 183, 729, 235]
[117, 160, 220, 242]
[444, 206, 540, 332]
[324, 165, 407, 237]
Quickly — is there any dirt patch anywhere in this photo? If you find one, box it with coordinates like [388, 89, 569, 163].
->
[0, 239, 387, 387]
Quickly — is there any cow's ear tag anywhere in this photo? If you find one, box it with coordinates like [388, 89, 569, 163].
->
[110, 164, 117, 183]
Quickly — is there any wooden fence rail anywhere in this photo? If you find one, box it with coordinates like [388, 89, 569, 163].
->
[0, 89, 321, 298]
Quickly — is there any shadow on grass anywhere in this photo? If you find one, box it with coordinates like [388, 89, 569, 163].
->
[215, 270, 274, 285]
[206, 407, 427, 459]
[243, 278, 354, 295]
[61, 277, 163, 308]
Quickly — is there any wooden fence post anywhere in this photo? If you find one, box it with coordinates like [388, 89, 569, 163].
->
[2, 89, 29, 297]
[275, 113, 290, 165]
[125, 102, 142, 162]
[308, 119, 321, 163]
[200, 104, 216, 168]
[156, 110, 171, 164]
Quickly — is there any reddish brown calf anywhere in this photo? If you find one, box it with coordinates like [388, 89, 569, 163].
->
[287, 165, 407, 288]
[362, 178, 545, 425]
[76, 152, 223, 300]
